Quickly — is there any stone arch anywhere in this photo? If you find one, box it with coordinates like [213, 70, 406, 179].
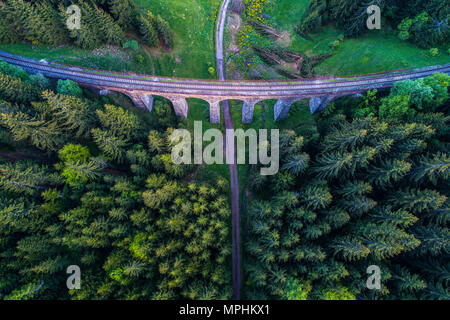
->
[185, 97, 221, 124]
[162, 95, 190, 118]
[121, 91, 154, 112]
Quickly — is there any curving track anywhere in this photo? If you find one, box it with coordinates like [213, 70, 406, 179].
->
[1, 50, 449, 102]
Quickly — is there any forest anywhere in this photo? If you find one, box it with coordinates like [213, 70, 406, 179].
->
[300, 0, 449, 48]
[0, 0, 173, 49]
[0, 0, 448, 301]
[0, 58, 232, 300]
[0, 55, 448, 300]
[244, 73, 450, 300]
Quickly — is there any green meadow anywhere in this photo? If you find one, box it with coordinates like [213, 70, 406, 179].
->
[267, 0, 449, 76]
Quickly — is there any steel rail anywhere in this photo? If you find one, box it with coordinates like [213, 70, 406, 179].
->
[1, 52, 449, 99]
[1, 52, 449, 92]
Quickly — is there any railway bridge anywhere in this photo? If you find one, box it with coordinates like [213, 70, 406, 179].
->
[1, 50, 449, 124]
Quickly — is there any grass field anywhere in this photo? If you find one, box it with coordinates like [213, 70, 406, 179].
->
[0, 0, 222, 79]
[266, 0, 450, 76]
[134, 0, 221, 78]
[292, 27, 449, 76]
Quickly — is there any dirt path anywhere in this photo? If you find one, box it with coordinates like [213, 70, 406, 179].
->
[216, 0, 241, 300]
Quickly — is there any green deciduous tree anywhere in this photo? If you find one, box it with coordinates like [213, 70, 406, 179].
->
[57, 80, 82, 97]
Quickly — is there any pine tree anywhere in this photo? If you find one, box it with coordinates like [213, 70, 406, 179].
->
[391, 266, 427, 294]
[61, 160, 103, 187]
[281, 153, 310, 176]
[35, 0, 69, 45]
[313, 151, 353, 180]
[0, 161, 60, 195]
[64, 1, 102, 49]
[0, 2, 20, 43]
[367, 159, 412, 189]
[138, 11, 159, 47]
[91, 128, 128, 163]
[390, 188, 447, 214]
[411, 152, 450, 185]
[40, 90, 95, 138]
[108, 0, 136, 30]
[0, 111, 64, 151]
[96, 104, 142, 140]
[155, 15, 174, 48]
[0, 73, 40, 104]
[93, 4, 125, 45]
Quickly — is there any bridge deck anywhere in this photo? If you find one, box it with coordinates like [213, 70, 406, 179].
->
[1, 51, 449, 101]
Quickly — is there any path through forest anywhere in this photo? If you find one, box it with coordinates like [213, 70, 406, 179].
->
[216, 0, 241, 300]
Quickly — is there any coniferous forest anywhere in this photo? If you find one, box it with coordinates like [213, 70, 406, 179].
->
[0, 0, 449, 302]
[0, 58, 232, 300]
[300, 0, 449, 48]
[243, 72, 450, 300]
[0, 0, 173, 49]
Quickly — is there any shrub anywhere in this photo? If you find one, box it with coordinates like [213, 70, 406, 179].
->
[422, 73, 450, 110]
[135, 54, 145, 64]
[0, 60, 29, 81]
[30, 74, 50, 89]
[429, 48, 439, 57]
[379, 95, 414, 119]
[324, 287, 356, 300]
[123, 40, 139, 51]
[391, 79, 434, 111]
[331, 40, 340, 49]
[398, 18, 413, 41]
[282, 278, 311, 300]
[57, 80, 83, 97]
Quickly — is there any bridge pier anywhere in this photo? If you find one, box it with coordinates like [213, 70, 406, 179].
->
[140, 94, 154, 112]
[127, 93, 154, 112]
[242, 100, 259, 124]
[209, 100, 221, 124]
[169, 97, 189, 118]
[309, 95, 339, 114]
[274, 98, 297, 121]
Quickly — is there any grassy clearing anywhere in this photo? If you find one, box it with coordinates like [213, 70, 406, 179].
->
[134, 0, 221, 78]
[293, 27, 450, 76]
[266, 0, 449, 76]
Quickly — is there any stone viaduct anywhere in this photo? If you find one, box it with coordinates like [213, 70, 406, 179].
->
[1, 51, 449, 124]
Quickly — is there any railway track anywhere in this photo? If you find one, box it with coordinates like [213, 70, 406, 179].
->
[1, 51, 449, 101]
